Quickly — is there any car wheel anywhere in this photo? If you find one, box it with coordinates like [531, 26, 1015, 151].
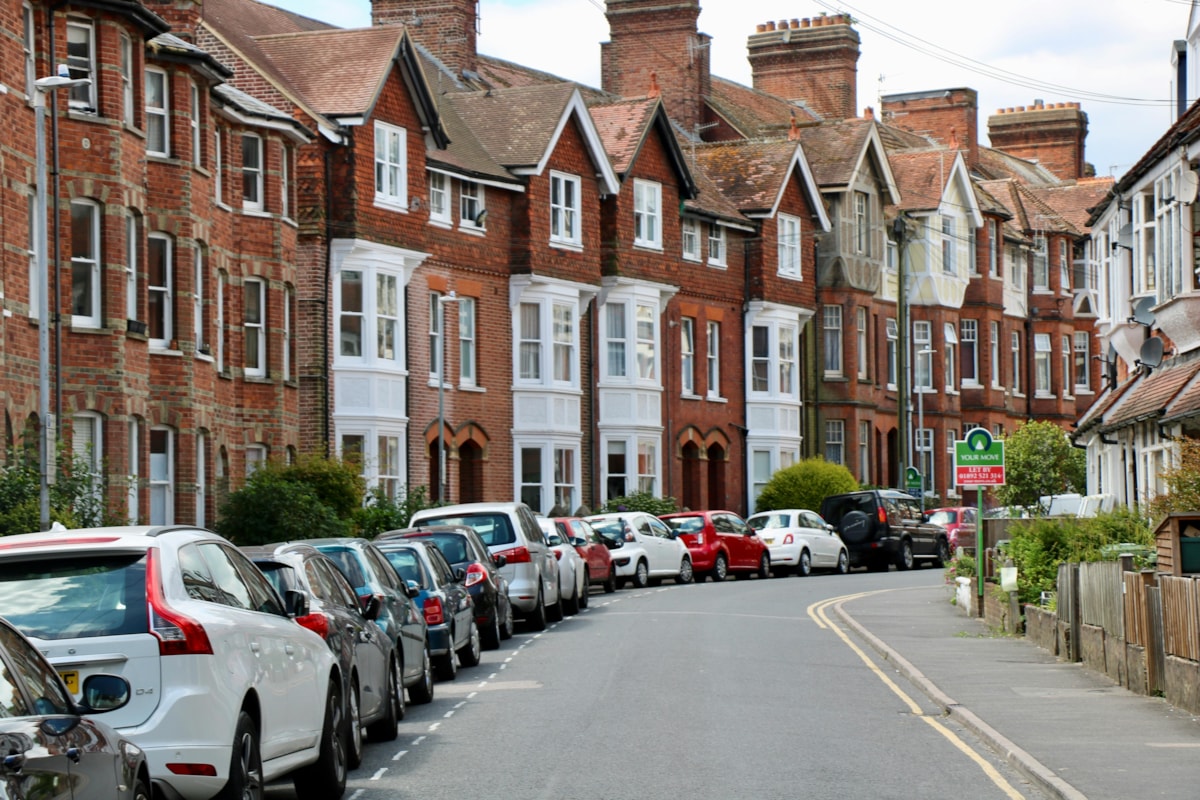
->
[346, 679, 363, 768]
[435, 637, 459, 681]
[500, 598, 515, 640]
[710, 553, 728, 582]
[527, 587, 548, 631]
[677, 555, 694, 584]
[216, 711, 262, 800]
[547, 589, 564, 622]
[632, 559, 650, 589]
[563, 576, 581, 616]
[579, 577, 590, 608]
[757, 553, 771, 579]
[367, 659, 401, 742]
[603, 566, 617, 593]
[896, 540, 914, 571]
[933, 538, 950, 568]
[482, 610, 502, 650]
[293, 681, 347, 800]
[408, 646, 435, 705]
[614, 576, 627, 590]
[458, 621, 481, 668]
[796, 550, 812, 577]
[132, 775, 152, 800]
[836, 550, 850, 574]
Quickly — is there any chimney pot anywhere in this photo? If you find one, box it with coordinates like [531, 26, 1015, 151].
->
[864, 106, 874, 119]
[779, 19, 789, 29]
[800, 17, 810, 28]
[766, 20, 776, 31]
[756, 23, 766, 32]
[790, 18, 800, 29]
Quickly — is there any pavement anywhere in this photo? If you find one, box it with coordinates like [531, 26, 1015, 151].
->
[836, 583, 1200, 800]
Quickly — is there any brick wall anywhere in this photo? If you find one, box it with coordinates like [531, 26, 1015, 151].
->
[988, 101, 1088, 181]
[747, 15, 859, 122]
[881, 88, 979, 169]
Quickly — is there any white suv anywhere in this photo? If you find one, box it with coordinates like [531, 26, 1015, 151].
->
[0, 525, 346, 800]
[410, 502, 560, 631]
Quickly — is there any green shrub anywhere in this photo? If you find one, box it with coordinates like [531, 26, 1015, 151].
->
[356, 484, 437, 539]
[600, 491, 679, 516]
[272, 456, 365, 520]
[215, 469, 349, 545]
[754, 456, 859, 513]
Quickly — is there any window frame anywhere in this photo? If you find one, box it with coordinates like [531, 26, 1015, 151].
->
[708, 224, 726, 267]
[65, 20, 96, 112]
[823, 305, 843, 376]
[825, 420, 845, 466]
[119, 32, 134, 126]
[682, 218, 700, 261]
[633, 179, 662, 249]
[960, 319, 979, 385]
[1034, 332, 1052, 396]
[241, 133, 264, 212]
[549, 171, 581, 246]
[706, 320, 721, 399]
[70, 199, 102, 329]
[22, 4, 35, 100]
[428, 171, 450, 224]
[190, 81, 201, 165]
[854, 191, 870, 255]
[149, 426, 175, 525]
[145, 67, 170, 158]
[681, 317, 696, 396]
[147, 233, 173, 347]
[373, 121, 408, 209]
[1074, 330, 1090, 391]
[193, 245, 208, 356]
[243, 277, 266, 378]
[778, 214, 801, 278]
[460, 181, 485, 229]
[856, 307, 868, 380]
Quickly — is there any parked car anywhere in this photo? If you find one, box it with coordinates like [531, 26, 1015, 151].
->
[0, 525, 346, 800]
[537, 517, 589, 614]
[379, 525, 514, 649]
[244, 543, 403, 766]
[660, 510, 770, 581]
[0, 615, 150, 800]
[584, 512, 694, 588]
[410, 502, 561, 631]
[927, 506, 978, 551]
[552, 517, 617, 593]
[373, 539, 481, 681]
[819, 490, 950, 571]
[745, 509, 849, 576]
[304, 538, 435, 705]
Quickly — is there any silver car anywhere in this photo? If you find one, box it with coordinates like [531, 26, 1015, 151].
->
[410, 503, 561, 631]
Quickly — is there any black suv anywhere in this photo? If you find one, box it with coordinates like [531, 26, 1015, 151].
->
[819, 490, 950, 571]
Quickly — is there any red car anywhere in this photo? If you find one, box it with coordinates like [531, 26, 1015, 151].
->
[660, 510, 770, 581]
[927, 506, 978, 551]
[551, 517, 617, 593]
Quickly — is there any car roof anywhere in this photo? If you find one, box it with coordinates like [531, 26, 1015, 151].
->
[413, 502, 527, 516]
[747, 509, 817, 516]
[0, 525, 222, 555]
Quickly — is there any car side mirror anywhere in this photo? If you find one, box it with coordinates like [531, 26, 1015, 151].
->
[284, 589, 310, 619]
[360, 594, 382, 621]
[404, 579, 421, 599]
[493, 554, 507, 568]
[78, 674, 131, 714]
[454, 567, 466, 582]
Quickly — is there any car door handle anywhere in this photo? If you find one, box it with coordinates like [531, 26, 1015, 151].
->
[249, 640, 261, 654]
[285, 643, 295, 656]
[3, 754, 23, 772]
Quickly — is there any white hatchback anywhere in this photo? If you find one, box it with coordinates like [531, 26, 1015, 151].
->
[0, 526, 346, 800]
[746, 509, 849, 576]
[584, 512, 693, 588]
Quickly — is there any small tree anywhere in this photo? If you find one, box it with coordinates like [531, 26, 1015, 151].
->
[991, 420, 1086, 513]
[1146, 437, 1200, 523]
[355, 484, 437, 539]
[754, 456, 859, 513]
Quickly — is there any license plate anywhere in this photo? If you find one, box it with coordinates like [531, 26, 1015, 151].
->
[763, 537, 775, 545]
[59, 670, 79, 694]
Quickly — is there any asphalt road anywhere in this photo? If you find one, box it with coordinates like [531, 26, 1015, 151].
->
[270, 567, 1050, 800]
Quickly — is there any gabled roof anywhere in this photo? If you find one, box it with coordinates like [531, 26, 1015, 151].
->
[148, 33, 232, 83]
[442, 85, 620, 194]
[1025, 179, 1114, 236]
[975, 146, 1065, 186]
[977, 178, 1101, 238]
[589, 97, 697, 199]
[426, 101, 521, 186]
[797, 119, 900, 205]
[973, 181, 1014, 221]
[474, 54, 610, 102]
[1101, 357, 1200, 432]
[1114, 96, 1200, 195]
[693, 140, 831, 231]
[889, 149, 983, 227]
[706, 76, 820, 139]
[1074, 376, 1136, 435]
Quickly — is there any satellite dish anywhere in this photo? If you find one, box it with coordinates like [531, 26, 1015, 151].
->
[1131, 296, 1157, 327]
[1181, 170, 1200, 205]
[1117, 223, 1134, 250]
[1139, 336, 1164, 369]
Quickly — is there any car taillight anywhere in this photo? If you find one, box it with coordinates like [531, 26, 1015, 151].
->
[694, 534, 704, 545]
[166, 764, 218, 777]
[464, 562, 487, 588]
[295, 613, 330, 639]
[877, 506, 888, 525]
[494, 545, 531, 564]
[783, 534, 793, 545]
[553, 550, 563, 560]
[146, 549, 213, 656]
[424, 596, 445, 626]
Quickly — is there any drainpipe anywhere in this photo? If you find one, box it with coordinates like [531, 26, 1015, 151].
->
[893, 215, 910, 489]
[322, 148, 334, 457]
[48, 3, 67, 445]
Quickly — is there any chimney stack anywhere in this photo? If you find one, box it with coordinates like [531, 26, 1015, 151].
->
[747, 14, 859, 121]
[881, 88, 979, 168]
[987, 100, 1089, 180]
[601, 0, 710, 134]
[371, 0, 478, 75]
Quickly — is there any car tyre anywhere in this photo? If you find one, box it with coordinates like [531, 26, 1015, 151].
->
[435, 639, 459, 681]
[757, 553, 771, 579]
[500, 598, 515, 640]
[293, 681, 347, 800]
[896, 540, 914, 571]
[132, 775, 151, 800]
[367, 660, 401, 742]
[710, 553, 728, 582]
[933, 538, 950, 568]
[526, 587, 548, 631]
[547, 588, 565, 622]
[603, 566, 617, 593]
[614, 576, 627, 590]
[458, 621, 481, 668]
[563, 576, 581, 616]
[796, 550, 812, 577]
[482, 610, 502, 650]
[579, 577, 590, 608]
[677, 556, 694, 584]
[408, 646, 435, 705]
[836, 550, 850, 574]
[346, 679, 363, 768]
[216, 711, 262, 800]
[632, 559, 650, 589]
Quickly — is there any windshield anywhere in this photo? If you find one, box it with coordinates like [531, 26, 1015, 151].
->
[0, 554, 149, 640]
[662, 516, 704, 533]
[587, 518, 625, 539]
[927, 510, 957, 526]
[417, 513, 516, 547]
[747, 514, 788, 531]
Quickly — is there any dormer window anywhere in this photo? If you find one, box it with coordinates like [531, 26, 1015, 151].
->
[460, 181, 486, 229]
[550, 171, 581, 246]
[633, 179, 661, 249]
[373, 122, 407, 210]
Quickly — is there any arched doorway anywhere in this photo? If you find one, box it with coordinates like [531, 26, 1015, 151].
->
[459, 440, 484, 504]
[886, 428, 899, 489]
[681, 441, 702, 511]
[706, 443, 727, 509]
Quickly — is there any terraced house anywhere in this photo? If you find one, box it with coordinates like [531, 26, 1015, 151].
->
[1, 0, 1111, 525]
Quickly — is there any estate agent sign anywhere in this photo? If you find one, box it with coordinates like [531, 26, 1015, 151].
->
[954, 429, 1005, 487]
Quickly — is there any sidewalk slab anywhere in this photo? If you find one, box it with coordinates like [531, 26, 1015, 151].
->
[837, 585, 1200, 800]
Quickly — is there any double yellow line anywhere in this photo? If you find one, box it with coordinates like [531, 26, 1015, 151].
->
[808, 592, 1025, 800]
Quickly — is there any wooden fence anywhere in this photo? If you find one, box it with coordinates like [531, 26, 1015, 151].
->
[1159, 575, 1200, 661]
[1079, 561, 1124, 635]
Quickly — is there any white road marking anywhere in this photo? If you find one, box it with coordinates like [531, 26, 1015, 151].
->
[370, 768, 387, 780]
[392, 750, 407, 761]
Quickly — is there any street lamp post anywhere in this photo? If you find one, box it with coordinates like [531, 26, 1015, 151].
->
[436, 292, 459, 502]
[917, 347, 936, 513]
[33, 68, 89, 531]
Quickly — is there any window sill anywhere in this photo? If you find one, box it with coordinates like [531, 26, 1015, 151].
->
[682, 254, 701, 263]
[241, 208, 272, 219]
[427, 379, 455, 390]
[282, 216, 298, 229]
[961, 381, 982, 389]
[707, 261, 727, 270]
[550, 239, 583, 253]
[823, 373, 847, 382]
[458, 384, 486, 393]
[1074, 388, 1094, 396]
[706, 395, 728, 404]
[244, 375, 272, 384]
[216, 201, 233, 212]
[777, 272, 803, 282]
[373, 198, 410, 215]
[458, 224, 487, 237]
[633, 242, 664, 254]
[146, 153, 178, 165]
[149, 346, 183, 356]
[681, 392, 702, 401]
[429, 218, 453, 230]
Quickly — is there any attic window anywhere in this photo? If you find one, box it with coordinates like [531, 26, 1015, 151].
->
[374, 121, 408, 210]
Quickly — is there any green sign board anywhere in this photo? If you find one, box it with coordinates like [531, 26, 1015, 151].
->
[954, 429, 1005, 486]
[905, 466, 922, 492]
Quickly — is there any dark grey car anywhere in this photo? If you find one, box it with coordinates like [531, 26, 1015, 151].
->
[819, 489, 950, 571]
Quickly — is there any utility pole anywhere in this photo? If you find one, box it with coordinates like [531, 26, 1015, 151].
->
[893, 215, 910, 491]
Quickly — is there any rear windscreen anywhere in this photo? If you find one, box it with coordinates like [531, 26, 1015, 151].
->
[417, 514, 516, 547]
[663, 517, 703, 533]
[0, 555, 149, 640]
[422, 535, 469, 565]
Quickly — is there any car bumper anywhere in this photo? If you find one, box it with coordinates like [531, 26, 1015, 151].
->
[426, 624, 452, 656]
[763, 543, 802, 566]
[847, 537, 901, 566]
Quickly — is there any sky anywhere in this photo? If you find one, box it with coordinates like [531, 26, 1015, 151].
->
[265, 0, 1195, 179]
